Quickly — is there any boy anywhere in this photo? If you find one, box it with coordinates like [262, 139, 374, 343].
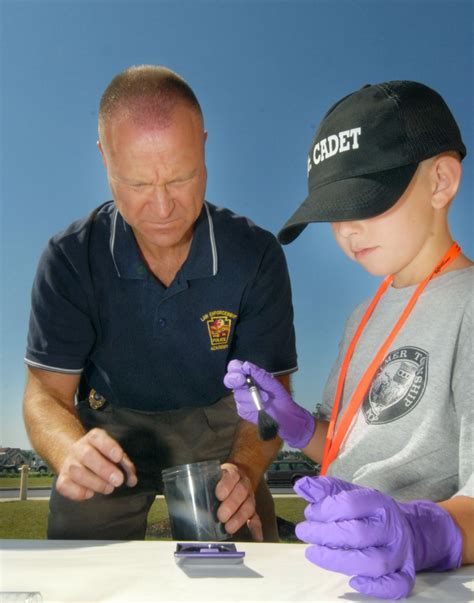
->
[224, 81, 473, 599]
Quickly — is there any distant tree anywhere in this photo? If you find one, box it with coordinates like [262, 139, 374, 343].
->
[21, 450, 34, 463]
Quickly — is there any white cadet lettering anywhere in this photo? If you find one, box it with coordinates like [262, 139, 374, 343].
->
[327, 135, 339, 158]
[313, 143, 321, 165]
[351, 127, 361, 148]
[339, 130, 351, 152]
[320, 139, 329, 161]
[310, 127, 362, 169]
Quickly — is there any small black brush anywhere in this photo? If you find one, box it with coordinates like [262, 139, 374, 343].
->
[245, 375, 279, 441]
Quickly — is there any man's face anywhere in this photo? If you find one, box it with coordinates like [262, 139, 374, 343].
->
[99, 104, 207, 252]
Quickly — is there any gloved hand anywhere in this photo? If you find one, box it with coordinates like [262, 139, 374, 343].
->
[223, 359, 315, 449]
[294, 476, 463, 600]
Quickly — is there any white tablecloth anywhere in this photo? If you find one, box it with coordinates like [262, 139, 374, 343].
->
[1, 540, 473, 603]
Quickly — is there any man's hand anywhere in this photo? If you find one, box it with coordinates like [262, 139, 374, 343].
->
[56, 428, 138, 501]
[215, 462, 263, 542]
[294, 476, 462, 600]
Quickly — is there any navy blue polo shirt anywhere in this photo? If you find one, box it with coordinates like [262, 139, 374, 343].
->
[25, 201, 297, 411]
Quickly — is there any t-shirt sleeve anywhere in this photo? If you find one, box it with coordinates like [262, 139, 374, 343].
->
[452, 302, 473, 498]
[229, 237, 297, 375]
[25, 240, 96, 373]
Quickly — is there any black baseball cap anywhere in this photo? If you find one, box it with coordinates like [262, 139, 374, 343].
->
[278, 80, 467, 245]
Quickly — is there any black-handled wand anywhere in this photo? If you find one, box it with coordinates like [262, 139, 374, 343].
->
[245, 375, 279, 441]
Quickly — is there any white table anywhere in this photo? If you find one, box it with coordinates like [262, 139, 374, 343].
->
[1, 540, 473, 602]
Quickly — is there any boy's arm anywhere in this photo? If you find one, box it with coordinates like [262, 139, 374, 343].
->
[439, 496, 474, 564]
[301, 419, 329, 463]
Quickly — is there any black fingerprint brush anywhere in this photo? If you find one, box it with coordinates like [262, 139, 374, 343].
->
[245, 375, 279, 440]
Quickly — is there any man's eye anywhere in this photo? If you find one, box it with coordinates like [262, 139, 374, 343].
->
[170, 177, 192, 187]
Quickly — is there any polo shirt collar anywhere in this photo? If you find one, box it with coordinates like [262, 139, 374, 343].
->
[109, 202, 218, 280]
[181, 202, 218, 280]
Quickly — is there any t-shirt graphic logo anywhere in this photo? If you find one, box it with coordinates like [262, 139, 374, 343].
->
[362, 346, 429, 424]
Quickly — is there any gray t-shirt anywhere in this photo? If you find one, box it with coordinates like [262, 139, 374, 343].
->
[319, 266, 473, 502]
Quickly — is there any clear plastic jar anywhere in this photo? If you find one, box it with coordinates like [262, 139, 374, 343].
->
[162, 460, 228, 541]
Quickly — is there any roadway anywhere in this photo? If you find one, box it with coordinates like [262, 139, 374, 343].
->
[0, 486, 295, 500]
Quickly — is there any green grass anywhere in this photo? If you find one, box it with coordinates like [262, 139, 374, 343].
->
[0, 475, 54, 488]
[0, 500, 50, 539]
[0, 496, 306, 541]
[275, 496, 306, 524]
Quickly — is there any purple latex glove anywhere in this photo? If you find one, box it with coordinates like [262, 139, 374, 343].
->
[294, 476, 463, 600]
[223, 359, 315, 449]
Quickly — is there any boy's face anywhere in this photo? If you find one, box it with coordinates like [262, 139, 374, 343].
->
[331, 160, 440, 286]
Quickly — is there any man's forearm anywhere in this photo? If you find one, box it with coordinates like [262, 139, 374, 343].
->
[438, 495, 474, 565]
[227, 420, 282, 489]
[24, 391, 85, 473]
[23, 371, 85, 473]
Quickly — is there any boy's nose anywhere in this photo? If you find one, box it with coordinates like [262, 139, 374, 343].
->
[332, 220, 362, 238]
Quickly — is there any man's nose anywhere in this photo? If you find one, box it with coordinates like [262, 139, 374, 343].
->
[152, 185, 174, 217]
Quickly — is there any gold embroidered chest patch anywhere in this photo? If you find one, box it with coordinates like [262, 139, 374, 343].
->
[201, 310, 237, 351]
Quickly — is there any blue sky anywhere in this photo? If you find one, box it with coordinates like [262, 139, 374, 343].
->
[1, 0, 472, 448]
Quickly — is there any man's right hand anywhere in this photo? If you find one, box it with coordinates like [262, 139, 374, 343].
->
[56, 428, 138, 501]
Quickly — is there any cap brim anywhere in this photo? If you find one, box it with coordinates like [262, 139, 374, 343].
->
[277, 163, 418, 245]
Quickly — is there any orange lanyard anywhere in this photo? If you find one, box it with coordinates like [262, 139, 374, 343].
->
[320, 242, 461, 476]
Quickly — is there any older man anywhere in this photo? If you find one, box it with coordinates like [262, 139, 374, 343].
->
[23, 65, 297, 541]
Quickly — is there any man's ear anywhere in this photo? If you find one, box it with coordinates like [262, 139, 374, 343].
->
[97, 139, 107, 167]
[431, 154, 462, 209]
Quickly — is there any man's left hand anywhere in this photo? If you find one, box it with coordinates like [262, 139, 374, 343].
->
[215, 462, 263, 542]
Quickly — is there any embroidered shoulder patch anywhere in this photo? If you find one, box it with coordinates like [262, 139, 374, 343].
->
[200, 310, 237, 351]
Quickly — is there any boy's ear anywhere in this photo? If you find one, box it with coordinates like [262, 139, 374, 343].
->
[431, 154, 462, 209]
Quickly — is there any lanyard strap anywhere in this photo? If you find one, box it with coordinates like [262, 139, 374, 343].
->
[320, 242, 461, 475]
